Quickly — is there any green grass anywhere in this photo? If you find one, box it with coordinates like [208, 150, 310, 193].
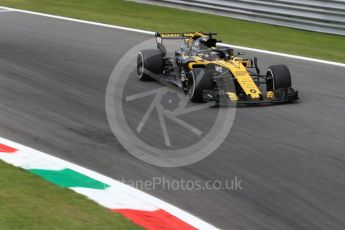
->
[0, 161, 142, 230]
[0, 0, 344, 63]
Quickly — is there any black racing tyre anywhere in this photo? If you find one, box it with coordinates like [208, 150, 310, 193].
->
[266, 65, 291, 91]
[187, 68, 214, 102]
[137, 49, 164, 81]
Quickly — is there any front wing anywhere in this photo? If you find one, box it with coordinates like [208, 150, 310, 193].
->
[203, 87, 299, 106]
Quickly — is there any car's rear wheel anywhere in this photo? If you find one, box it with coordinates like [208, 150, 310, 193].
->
[266, 65, 291, 91]
[137, 49, 164, 81]
[187, 68, 213, 102]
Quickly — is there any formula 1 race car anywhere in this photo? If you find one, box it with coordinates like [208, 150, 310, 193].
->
[137, 32, 298, 105]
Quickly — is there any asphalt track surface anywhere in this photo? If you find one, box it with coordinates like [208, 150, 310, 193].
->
[1, 10, 345, 230]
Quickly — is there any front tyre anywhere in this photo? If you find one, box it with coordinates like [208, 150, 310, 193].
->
[187, 68, 213, 102]
[266, 65, 291, 91]
[137, 49, 164, 81]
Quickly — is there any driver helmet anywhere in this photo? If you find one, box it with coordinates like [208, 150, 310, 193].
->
[210, 51, 219, 61]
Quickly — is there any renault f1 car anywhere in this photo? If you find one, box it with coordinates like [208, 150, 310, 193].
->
[137, 32, 298, 105]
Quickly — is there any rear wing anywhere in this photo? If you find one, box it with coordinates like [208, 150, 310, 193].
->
[155, 32, 208, 39]
[155, 32, 218, 51]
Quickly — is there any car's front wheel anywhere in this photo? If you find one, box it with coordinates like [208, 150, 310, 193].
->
[266, 64, 291, 91]
[187, 68, 214, 102]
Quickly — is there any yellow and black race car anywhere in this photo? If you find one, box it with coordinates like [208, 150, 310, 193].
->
[137, 32, 298, 105]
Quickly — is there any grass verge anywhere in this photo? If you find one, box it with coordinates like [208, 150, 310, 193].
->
[0, 160, 142, 230]
[0, 0, 344, 63]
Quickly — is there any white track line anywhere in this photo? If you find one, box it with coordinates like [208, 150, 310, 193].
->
[220, 43, 345, 68]
[0, 6, 153, 35]
[1, 5, 344, 68]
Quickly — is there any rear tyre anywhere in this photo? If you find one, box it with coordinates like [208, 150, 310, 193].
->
[137, 49, 164, 81]
[266, 65, 291, 91]
[187, 68, 213, 102]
